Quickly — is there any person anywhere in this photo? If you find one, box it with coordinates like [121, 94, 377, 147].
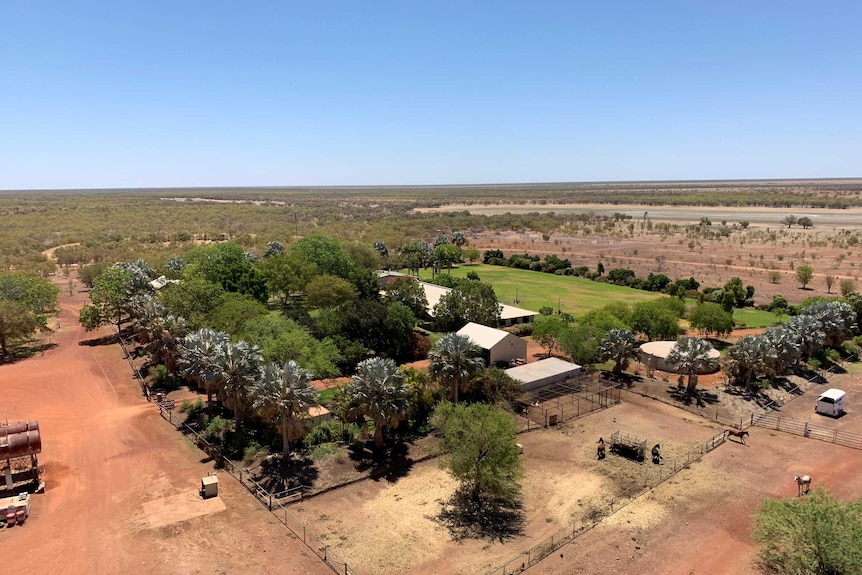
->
[597, 438, 606, 460]
[651, 443, 662, 465]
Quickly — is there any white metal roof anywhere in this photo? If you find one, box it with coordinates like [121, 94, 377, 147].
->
[505, 357, 582, 384]
[418, 281, 538, 321]
[457, 322, 513, 350]
[377, 272, 539, 322]
[819, 388, 846, 400]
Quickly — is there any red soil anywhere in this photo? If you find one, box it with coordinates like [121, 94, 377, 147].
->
[0, 277, 329, 575]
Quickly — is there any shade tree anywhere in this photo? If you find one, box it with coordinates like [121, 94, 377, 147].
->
[432, 280, 502, 332]
[383, 276, 429, 320]
[257, 251, 318, 307]
[432, 401, 523, 505]
[753, 488, 862, 575]
[79, 265, 138, 330]
[0, 272, 60, 357]
[688, 302, 734, 338]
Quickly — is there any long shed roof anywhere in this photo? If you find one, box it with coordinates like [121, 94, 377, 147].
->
[456, 322, 513, 350]
[505, 357, 582, 384]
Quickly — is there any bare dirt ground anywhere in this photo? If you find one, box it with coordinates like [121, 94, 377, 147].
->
[0, 276, 331, 575]
[279, 361, 862, 575]
[531, 387, 862, 575]
[289, 394, 728, 575]
[427, 203, 862, 306]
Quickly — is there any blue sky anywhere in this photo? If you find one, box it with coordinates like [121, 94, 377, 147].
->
[2, 1, 860, 189]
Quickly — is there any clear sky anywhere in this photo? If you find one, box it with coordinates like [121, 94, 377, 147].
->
[2, 1, 860, 189]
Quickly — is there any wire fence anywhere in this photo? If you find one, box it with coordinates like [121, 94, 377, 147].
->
[157, 405, 361, 575]
[750, 412, 862, 450]
[117, 329, 151, 402]
[484, 429, 727, 575]
[517, 381, 621, 431]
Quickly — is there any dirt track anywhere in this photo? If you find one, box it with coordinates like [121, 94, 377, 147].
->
[0, 279, 329, 575]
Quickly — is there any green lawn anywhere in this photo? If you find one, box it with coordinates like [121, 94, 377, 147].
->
[318, 387, 340, 404]
[418, 264, 663, 317]
[732, 307, 789, 328]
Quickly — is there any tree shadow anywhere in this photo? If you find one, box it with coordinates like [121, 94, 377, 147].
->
[255, 454, 320, 493]
[0, 342, 59, 365]
[769, 377, 805, 395]
[667, 386, 719, 408]
[790, 366, 828, 384]
[348, 440, 414, 483]
[706, 339, 732, 353]
[601, 371, 642, 388]
[79, 333, 119, 346]
[435, 489, 525, 543]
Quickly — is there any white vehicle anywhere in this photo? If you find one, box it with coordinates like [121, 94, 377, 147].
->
[815, 388, 846, 417]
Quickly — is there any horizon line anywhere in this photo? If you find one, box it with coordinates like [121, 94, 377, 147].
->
[3, 176, 862, 194]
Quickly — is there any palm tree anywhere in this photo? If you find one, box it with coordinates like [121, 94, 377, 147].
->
[179, 328, 230, 411]
[344, 357, 409, 447]
[800, 301, 856, 347]
[763, 326, 800, 375]
[144, 313, 188, 373]
[451, 231, 467, 248]
[252, 360, 319, 460]
[599, 328, 640, 376]
[786, 315, 825, 362]
[667, 336, 716, 394]
[727, 335, 777, 394]
[128, 295, 165, 344]
[428, 332, 485, 403]
[216, 341, 264, 430]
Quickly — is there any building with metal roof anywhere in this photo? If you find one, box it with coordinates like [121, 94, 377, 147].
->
[505, 357, 582, 391]
[456, 322, 527, 366]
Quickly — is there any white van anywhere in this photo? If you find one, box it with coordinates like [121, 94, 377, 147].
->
[815, 388, 846, 417]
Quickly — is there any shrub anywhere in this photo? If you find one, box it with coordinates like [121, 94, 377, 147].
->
[408, 331, 432, 361]
[181, 398, 204, 415]
[506, 323, 534, 336]
[243, 441, 265, 464]
[204, 416, 232, 441]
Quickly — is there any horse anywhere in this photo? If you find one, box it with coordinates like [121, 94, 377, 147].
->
[795, 474, 812, 496]
[597, 438, 606, 460]
[725, 429, 750, 444]
[651, 444, 663, 465]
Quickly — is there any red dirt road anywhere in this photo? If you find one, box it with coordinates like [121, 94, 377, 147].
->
[0, 282, 329, 575]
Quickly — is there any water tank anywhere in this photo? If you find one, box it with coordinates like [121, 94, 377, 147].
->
[0, 420, 39, 435]
[0, 421, 42, 459]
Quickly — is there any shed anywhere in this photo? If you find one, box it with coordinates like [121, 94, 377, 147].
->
[457, 322, 527, 366]
[385, 275, 538, 328]
[505, 357, 582, 391]
[305, 406, 332, 430]
[200, 475, 219, 499]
